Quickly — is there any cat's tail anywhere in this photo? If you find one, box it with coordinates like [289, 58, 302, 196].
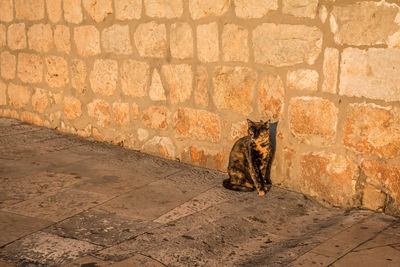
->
[222, 179, 255, 192]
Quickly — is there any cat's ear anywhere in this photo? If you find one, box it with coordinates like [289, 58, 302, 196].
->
[247, 119, 255, 127]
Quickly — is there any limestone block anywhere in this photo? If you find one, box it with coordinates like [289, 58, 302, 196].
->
[64, 0, 83, 24]
[142, 136, 175, 159]
[8, 83, 30, 109]
[87, 99, 111, 128]
[197, 22, 219, 63]
[31, 88, 48, 113]
[102, 24, 132, 55]
[71, 59, 87, 94]
[63, 96, 82, 119]
[213, 66, 257, 115]
[234, 0, 278, 19]
[134, 22, 166, 58]
[194, 66, 209, 107]
[142, 106, 170, 130]
[83, 0, 113, 23]
[230, 121, 247, 141]
[258, 74, 284, 120]
[7, 23, 26, 50]
[362, 184, 386, 212]
[54, 25, 71, 54]
[46, 0, 62, 23]
[112, 102, 130, 127]
[322, 48, 339, 94]
[222, 24, 249, 62]
[17, 53, 43, 84]
[282, 0, 318, 18]
[287, 69, 318, 92]
[162, 64, 192, 104]
[120, 59, 150, 97]
[0, 0, 13, 22]
[0, 80, 6, 106]
[74, 26, 100, 56]
[28, 24, 53, 52]
[1, 51, 16, 80]
[45, 56, 69, 88]
[149, 69, 166, 101]
[180, 146, 227, 172]
[189, 0, 230, 20]
[90, 59, 118, 96]
[144, 0, 183, 18]
[0, 25, 5, 48]
[15, 0, 44, 21]
[115, 0, 142, 20]
[170, 23, 193, 59]
[21, 112, 43, 126]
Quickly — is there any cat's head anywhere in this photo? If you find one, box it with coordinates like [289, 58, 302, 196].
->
[247, 119, 270, 142]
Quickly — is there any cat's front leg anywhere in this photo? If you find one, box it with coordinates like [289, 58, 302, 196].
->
[247, 151, 264, 196]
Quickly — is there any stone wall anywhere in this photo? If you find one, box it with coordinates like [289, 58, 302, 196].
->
[0, 0, 399, 215]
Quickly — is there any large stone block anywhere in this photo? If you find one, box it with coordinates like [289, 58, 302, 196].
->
[258, 74, 284, 120]
[90, 59, 118, 96]
[222, 24, 249, 62]
[344, 103, 400, 159]
[0, 25, 5, 48]
[102, 24, 132, 55]
[1, 51, 16, 80]
[46, 0, 62, 23]
[149, 69, 166, 101]
[54, 25, 71, 54]
[170, 23, 193, 59]
[134, 22, 166, 58]
[142, 136, 175, 159]
[115, 0, 141, 20]
[144, 0, 183, 18]
[8, 83, 30, 109]
[194, 66, 209, 107]
[181, 146, 227, 172]
[289, 97, 338, 145]
[87, 99, 111, 128]
[120, 60, 149, 97]
[361, 159, 400, 214]
[0, 0, 13, 22]
[63, 96, 82, 119]
[28, 24, 53, 53]
[322, 47, 339, 94]
[15, 0, 44, 21]
[197, 22, 219, 63]
[282, 0, 318, 18]
[0, 80, 6, 106]
[173, 107, 221, 142]
[234, 0, 278, 19]
[162, 64, 192, 104]
[362, 184, 386, 212]
[17, 53, 43, 84]
[330, 1, 400, 46]
[74, 26, 100, 57]
[71, 59, 87, 94]
[31, 88, 48, 113]
[189, 0, 230, 20]
[45, 56, 69, 88]
[287, 69, 318, 92]
[213, 66, 257, 115]
[83, 0, 113, 23]
[63, 0, 83, 24]
[142, 106, 170, 130]
[253, 23, 322, 66]
[340, 48, 400, 102]
[300, 152, 358, 208]
[112, 102, 130, 127]
[230, 121, 247, 141]
[7, 23, 26, 50]
[20, 112, 43, 126]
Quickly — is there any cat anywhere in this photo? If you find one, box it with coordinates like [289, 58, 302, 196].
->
[223, 119, 272, 196]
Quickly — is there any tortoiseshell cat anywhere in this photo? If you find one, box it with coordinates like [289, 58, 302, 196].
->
[223, 119, 272, 196]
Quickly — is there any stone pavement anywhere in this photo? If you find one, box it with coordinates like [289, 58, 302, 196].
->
[0, 117, 399, 267]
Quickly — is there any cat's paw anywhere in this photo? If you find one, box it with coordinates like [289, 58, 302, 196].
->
[257, 190, 265, 196]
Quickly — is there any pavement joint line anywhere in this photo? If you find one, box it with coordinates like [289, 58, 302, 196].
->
[136, 252, 168, 267]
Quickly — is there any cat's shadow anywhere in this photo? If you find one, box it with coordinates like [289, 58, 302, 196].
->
[265, 121, 278, 186]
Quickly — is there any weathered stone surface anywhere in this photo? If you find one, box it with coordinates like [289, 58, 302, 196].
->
[63, 0, 83, 24]
[282, 0, 318, 18]
[32, 88, 48, 113]
[8, 83, 30, 109]
[45, 56, 69, 88]
[20, 112, 43, 126]
[319, 5, 328, 24]
[137, 128, 149, 141]
[7, 23, 26, 50]
[102, 24, 132, 55]
[197, 22, 219, 63]
[74, 26, 100, 57]
[258, 74, 284, 120]
[330, 1, 400, 46]
[144, 0, 183, 18]
[234, 0, 278, 18]
[131, 103, 139, 119]
[253, 23, 322, 66]
[0, 0, 13, 22]
[173, 107, 221, 142]
[115, 0, 142, 20]
[361, 159, 400, 213]
[87, 99, 111, 128]
[120, 60, 149, 97]
[181, 146, 227, 171]
[189, 0, 230, 20]
[15, 0, 44, 21]
[54, 25, 71, 54]
[113, 102, 130, 127]
[287, 69, 318, 92]
[46, 0, 62, 23]
[134, 22, 166, 58]
[222, 24, 249, 62]
[142, 136, 175, 159]
[0, 25, 5, 48]
[28, 24, 53, 52]
[170, 23, 193, 59]
[213, 66, 257, 115]
[142, 106, 169, 130]
[289, 97, 338, 145]
[362, 184, 386, 212]
[322, 47, 339, 94]
[0, 80, 6, 106]
[194, 66, 209, 107]
[340, 48, 400, 102]
[1, 51, 16, 80]
[230, 121, 247, 141]
[83, 0, 113, 23]
[90, 59, 118, 96]
[18, 53, 43, 84]
[149, 69, 166, 101]
[300, 152, 358, 208]
[162, 64, 192, 104]
[63, 96, 82, 119]
[71, 59, 87, 94]
[344, 103, 400, 159]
